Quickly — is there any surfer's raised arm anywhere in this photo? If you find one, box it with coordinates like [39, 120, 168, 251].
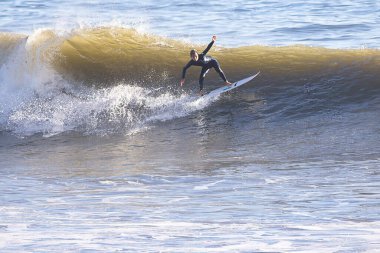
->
[202, 35, 217, 55]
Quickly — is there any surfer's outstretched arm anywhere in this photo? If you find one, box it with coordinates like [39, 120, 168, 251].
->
[182, 61, 193, 79]
[202, 41, 214, 55]
[202, 35, 217, 55]
[181, 61, 193, 86]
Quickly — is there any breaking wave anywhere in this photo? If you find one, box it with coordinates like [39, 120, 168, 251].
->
[1, 27, 379, 137]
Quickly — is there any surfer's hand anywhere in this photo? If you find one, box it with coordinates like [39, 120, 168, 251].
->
[212, 35, 217, 42]
[180, 79, 185, 86]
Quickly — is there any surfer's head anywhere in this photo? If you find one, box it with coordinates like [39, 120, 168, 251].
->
[190, 49, 198, 61]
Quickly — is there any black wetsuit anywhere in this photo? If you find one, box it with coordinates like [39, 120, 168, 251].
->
[182, 41, 227, 91]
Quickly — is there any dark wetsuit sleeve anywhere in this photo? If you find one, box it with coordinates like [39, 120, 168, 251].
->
[182, 60, 193, 79]
[202, 40, 214, 55]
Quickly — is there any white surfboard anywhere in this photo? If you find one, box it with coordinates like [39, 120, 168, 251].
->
[203, 71, 260, 99]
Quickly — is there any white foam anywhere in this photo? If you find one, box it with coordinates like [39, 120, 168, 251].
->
[99, 180, 117, 185]
[193, 180, 226, 190]
[1, 79, 213, 136]
[1, 214, 379, 252]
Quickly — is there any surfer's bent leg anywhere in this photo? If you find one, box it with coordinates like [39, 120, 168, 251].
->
[199, 68, 210, 91]
[211, 59, 227, 82]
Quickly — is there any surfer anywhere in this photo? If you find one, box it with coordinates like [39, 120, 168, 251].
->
[180, 35, 232, 95]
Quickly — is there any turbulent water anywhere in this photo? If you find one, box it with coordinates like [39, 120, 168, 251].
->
[1, 1, 380, 252]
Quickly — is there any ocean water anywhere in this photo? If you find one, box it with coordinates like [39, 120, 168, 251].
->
[1, 0, 380, 252]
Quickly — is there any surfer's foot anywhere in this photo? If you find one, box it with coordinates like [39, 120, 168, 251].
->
[198, 90, 204, 96]
[225, 81, 232, 86]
